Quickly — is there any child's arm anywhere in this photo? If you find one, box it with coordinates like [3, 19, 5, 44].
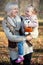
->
[28, 21, 38, 27]
[28, 16, 38, 27]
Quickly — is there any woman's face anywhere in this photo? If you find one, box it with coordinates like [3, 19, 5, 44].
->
[11, 7, 19, 17]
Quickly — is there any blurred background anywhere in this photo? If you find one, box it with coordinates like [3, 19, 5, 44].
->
[0, 0, 43, 65]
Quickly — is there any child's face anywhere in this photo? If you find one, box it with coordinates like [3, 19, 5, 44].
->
[25, 8, 33, 17]
[11, 7, 19, 17]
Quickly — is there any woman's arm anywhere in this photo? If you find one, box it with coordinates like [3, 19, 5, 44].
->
[2, 20, 26, 42]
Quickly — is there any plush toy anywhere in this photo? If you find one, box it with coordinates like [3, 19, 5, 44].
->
[24, 27, 33, 32]
[24, 19, 33, 32]
[19, 17, 33, 35]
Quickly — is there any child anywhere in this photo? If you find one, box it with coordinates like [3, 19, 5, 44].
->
[24, 6, 38, 35]
[15, 5, 38, 63]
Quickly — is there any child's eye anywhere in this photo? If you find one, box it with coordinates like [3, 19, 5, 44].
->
[27, 11, 29, 12]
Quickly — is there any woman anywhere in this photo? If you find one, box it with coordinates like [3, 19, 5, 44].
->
[2, 2, 38, 65]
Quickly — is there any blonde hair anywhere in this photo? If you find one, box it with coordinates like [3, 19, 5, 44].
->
[25, 5, 37, 14]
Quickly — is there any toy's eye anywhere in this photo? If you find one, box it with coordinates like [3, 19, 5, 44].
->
[28, 21, 29, 23]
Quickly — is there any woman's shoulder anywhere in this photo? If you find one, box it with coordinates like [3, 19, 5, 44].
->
[20, 15, 26, 21]
[20, 14, 25, 18]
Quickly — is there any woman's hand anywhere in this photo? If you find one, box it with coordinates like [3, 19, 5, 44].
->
[26, 35, 33, 41]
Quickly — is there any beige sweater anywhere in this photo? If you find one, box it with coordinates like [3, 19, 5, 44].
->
[2, 16, 38, 60]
